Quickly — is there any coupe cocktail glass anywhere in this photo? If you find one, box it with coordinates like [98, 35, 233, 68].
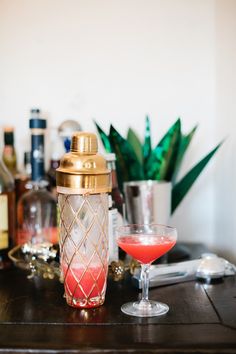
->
[116, 224, 177, 317]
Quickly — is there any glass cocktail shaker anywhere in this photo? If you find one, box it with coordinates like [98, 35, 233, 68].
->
[56, 132, 111, 308]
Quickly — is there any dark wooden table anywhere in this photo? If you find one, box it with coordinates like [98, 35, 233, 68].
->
[0, 244, 236, 354]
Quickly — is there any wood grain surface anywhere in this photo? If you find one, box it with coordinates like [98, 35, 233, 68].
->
[0, 244, 236, 353]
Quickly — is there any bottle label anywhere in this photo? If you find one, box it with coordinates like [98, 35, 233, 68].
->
[108, 208, 119, 263]
[0, 195, 9, 250]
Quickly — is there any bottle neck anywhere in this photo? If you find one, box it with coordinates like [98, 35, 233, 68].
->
[24, 152, 32, 177]
[4, 132, 14, 147]
[107, 160, 119, 189]
[50, 159, 60, 170]
[111, 169, 119, 189]
[31, 131, 45, 182]
[0, 159, 14, 192]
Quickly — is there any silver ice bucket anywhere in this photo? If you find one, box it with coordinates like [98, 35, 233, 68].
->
[124, 180, 171, 225]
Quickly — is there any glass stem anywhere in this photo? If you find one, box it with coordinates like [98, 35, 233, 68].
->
[141, 263, 150, 302]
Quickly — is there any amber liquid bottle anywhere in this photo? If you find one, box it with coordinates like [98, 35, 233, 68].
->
[0, 159, 15, 269]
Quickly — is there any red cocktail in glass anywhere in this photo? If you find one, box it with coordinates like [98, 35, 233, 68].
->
[117, 224, 177, 317]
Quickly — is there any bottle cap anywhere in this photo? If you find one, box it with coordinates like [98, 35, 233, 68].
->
[56, 132, 111, 194]
[30, 108, 40, 114]
[3, 126, 14, 133]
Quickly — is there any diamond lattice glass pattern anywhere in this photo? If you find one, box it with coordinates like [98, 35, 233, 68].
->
[58, 193, 109, 308]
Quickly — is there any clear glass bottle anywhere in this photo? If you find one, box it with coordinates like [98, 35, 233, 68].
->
[15, 151, 31, 204]
[57, 132, 111, 308]
[16, 114, 58, 246]
[0, 159, 15, 269]
[2, 126, 17, 176]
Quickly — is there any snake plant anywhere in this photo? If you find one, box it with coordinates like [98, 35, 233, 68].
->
[95, 117, 222, 214]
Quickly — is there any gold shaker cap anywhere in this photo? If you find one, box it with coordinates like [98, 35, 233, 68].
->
[56, 132, 111, 194]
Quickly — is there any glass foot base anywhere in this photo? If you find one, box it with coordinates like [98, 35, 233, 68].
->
[121, 300, 169, 317]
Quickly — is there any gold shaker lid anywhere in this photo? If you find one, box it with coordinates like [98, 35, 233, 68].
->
[56, 132, 111, 194]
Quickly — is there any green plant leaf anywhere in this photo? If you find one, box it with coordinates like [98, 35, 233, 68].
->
[127, 128, 143, 165]
[94, 121, 112, 152]
[94, 118, 223, 212]
[146, 118, 181, 181]
[171, 141, 223, 214]
[143, 145, 165, 180]
[172, 124, 198, 183]
[109, 125, 144, 190]
[143, 116, 152, 172]
[158, 118, 181, 181]
[143, 116, 162, 179]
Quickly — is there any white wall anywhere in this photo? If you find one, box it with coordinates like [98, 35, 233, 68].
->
[213, 0, 236, 262]
[0, 0, 235, 261]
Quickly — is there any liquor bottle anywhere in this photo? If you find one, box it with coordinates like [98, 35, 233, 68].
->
[15, 152, 31, 204]
[105, 153, 125, 261]
[105, 153, 125, 217]
[16, 115, 58, 246]
[2, 127, 17, 176]
[0, 159, 15, 269]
